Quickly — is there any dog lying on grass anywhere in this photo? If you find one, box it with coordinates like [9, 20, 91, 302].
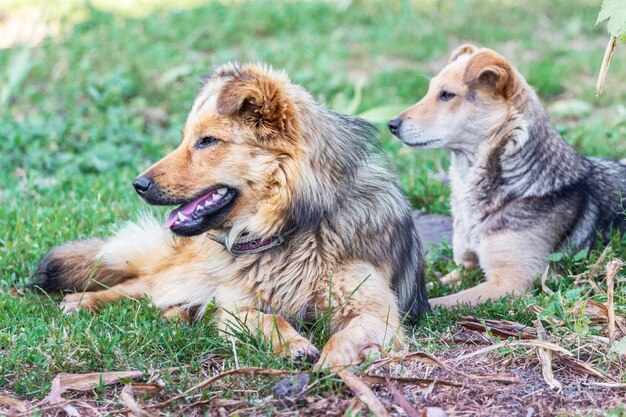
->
[389, 44, 626, 307]
[32, 63, 429, 369]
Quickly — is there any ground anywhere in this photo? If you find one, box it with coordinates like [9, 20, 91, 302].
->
[1, 0, 625, 416]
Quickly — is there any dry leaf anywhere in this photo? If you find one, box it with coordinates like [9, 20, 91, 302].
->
[606, 260, 621, 343]
[338, 370, 389, 417]
[459, 316, 536, 339]
[556, 354, 607, 379]
[0, 396, 27, 412]
[121, 384, 154, 417]
[43, 370, 144, 415]
[541, 266, 554, 296]
[126, 383, 164, 395]
[568, 300, 626, 336]
[535, 319, 562, 392]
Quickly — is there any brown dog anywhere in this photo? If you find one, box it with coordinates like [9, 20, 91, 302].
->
[389, 45, 626, 307]
[33, 64, 430, 369]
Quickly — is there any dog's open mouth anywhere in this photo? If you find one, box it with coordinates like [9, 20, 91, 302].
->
[165, 186, 236, 235]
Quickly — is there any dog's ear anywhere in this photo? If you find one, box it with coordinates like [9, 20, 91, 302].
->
[216, 65, 296, 141]
[448, 44, 477, 63]
[462, 49, 521, 101]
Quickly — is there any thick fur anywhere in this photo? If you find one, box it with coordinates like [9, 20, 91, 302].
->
[33, 63, 429, 369]
[390, 45, 626, 307]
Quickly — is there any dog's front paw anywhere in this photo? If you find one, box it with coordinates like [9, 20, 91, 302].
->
[59, 292, 97, 314]
[314, 338, 358, 371]
[279, 337, 320, 364]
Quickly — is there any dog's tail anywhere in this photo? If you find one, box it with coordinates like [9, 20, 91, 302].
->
[31, 214, 177, 292]
[31, 238, 131, 291]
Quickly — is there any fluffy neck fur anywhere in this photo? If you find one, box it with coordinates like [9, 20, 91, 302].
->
[451, 88, 589, 210]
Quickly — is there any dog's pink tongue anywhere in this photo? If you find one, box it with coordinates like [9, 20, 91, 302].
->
[164, 196, 204, 229]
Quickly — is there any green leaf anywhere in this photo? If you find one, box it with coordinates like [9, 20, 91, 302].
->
[548, 252, 564, 262]
[597, 0, 626, 42]
[573, 247, 589, 262]
[564, 288, 583, 301]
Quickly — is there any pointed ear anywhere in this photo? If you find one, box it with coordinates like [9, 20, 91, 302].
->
[216, 66, 296, 140]
[462, 49, 520, 100]
[448, 44, 477, 64]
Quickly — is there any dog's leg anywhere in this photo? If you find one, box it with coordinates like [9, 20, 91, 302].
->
[316, 263, 403, 370]
[440, 213, 479, 286]
[60, 278, 152, 313]
[216, 291, 319, 362]
[430, 230, 550, 307]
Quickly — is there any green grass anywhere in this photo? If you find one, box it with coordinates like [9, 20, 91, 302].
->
[1, 0, 625, 413]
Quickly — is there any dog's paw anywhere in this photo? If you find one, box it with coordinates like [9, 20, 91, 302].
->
[59, 292, 97, 314]
[439, 269, 463, 285]
[162, 306, 192, 324]
[314, 341, 358, 371]
[279, 337, 320, 364]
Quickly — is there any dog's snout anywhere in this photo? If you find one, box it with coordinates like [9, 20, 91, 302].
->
[133, 176, 153, 195]
[388, 118, 403, 135]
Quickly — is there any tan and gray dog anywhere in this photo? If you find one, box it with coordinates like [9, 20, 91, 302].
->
[33, 63, 429, 369]
[389, 44, 626, 307]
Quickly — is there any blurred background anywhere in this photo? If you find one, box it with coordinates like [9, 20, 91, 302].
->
[0, 0, 624, 283]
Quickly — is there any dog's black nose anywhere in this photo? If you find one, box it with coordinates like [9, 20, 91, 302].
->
[133, 176, 152, 195]
[388, 118, 403, 135]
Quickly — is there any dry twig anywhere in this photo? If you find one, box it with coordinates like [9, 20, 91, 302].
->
[605, 260, 621, 344]
[386, 379, 419, 417]
[338, 370, 389, 417]
[449, 340, 572, 363]
[596, 36, 618, 96]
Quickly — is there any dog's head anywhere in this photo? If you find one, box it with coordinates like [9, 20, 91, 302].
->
[389, 45, 526, 150]
[133, 64, 303, 238]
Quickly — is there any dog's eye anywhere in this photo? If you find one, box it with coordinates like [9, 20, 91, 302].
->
[438, 90, 456, 101]
[195, 136, 219, 149]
